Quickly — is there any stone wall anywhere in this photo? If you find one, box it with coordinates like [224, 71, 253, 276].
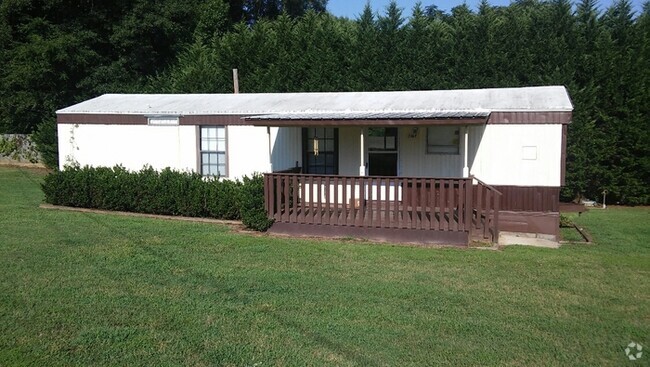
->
[0, 134, 42, 164]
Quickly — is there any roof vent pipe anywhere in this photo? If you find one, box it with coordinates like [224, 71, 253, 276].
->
[232, 69, 239, 94]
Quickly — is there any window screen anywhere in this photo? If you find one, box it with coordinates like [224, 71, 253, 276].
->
[426, 126, 460, 154]
[200, 126, 226, 177]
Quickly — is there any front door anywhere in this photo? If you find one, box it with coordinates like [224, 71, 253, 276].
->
[368, 127, 398, 176]
[302, 128, 338, 174]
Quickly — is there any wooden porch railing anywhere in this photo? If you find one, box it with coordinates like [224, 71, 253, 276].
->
[263, 173, 502, 242]
[471, 176, 502, 242]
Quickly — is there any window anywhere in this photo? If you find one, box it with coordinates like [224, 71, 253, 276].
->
[368, 128, 398, 176]
[302, 128, 338, 174]
[148, 116, 179, 126]
[426, 126, 460, 154]
[200, 126, 226, 177]
[368, 127, 398, 151]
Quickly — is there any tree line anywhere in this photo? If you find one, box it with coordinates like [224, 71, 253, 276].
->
[1, 0, 648, 204]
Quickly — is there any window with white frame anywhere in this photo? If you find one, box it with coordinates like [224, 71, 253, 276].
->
[426, 126, 460, 154]
[200, 126, 226, 177]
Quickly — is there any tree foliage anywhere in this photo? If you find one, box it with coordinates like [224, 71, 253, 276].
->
[1, 0, 648, 204]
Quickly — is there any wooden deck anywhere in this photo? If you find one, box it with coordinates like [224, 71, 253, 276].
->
[264, 173, 502, 245]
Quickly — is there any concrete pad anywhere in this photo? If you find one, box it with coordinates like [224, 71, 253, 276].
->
[499, 232, 561, 248]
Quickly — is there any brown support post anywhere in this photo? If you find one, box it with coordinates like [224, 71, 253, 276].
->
[332, 176, 340, 226]
[476, 184, 483, 231]
[283, 175, 290, 222]
[268, 174, 276, 219]
[306, 176, 313, 224]
[456, 178, 465, 232]
[376, 178, 382, 228]
[316, 176, 322, 225]
[449, 179, 456, 232]
[324, 176, 330, 225]
[420, 178, 428, 230]
[484, 189, 491, 239]
[410, 178, 418, 229]
[393, 178, 400, 229]
[350, 177, 357, 226]
[465, 178, 473, 236]
[494, 192, 501, 243]
[264, 174, 271, 218]
[402, 178, 409, 229]
[275, 175, 282, 221]
[291, 174, 298, 223]
[440, 180, 447, 231]
[358, 178, 365, 227]
[298, 175, 306, 224]
[343, 177, 349, 226]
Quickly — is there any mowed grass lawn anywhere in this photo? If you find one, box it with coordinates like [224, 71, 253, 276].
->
[0, 167, 648, 366]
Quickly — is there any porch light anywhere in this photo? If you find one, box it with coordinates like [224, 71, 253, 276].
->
[313, 135, 319, 156]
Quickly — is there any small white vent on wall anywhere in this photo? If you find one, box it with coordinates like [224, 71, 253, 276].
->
[522, 146, 537, 160]
[148, 116, 179, 126]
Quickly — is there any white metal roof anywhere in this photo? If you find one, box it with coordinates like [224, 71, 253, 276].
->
[56, 86, 573, 115]
[245, 110, 491, 120]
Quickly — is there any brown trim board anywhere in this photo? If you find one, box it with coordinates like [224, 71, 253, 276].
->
[57, 114, 147, 125]
[243, 117, 488, 127]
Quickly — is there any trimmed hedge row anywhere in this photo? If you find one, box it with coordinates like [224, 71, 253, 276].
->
[41, 166, 273, 231]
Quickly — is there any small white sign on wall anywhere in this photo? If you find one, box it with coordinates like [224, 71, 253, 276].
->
[522, 146, 537, 160]
[148, 116, 179, 126]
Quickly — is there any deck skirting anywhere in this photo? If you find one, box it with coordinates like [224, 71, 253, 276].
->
[269, 222, 468, 246]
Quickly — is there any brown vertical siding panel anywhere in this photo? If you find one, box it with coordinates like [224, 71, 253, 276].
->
[418, 178, 426, 230]
[492, 186, 560, 212]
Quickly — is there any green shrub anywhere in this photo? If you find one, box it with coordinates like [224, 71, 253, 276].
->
[237, 173, 274, 231]
[206, 179, 241, 220]
[560, 214, 574, 228]
[41, 166, 273, 231]
[32, 118, 58, 169]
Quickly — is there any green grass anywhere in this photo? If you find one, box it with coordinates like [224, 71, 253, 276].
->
[0, 166, 648, 366]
